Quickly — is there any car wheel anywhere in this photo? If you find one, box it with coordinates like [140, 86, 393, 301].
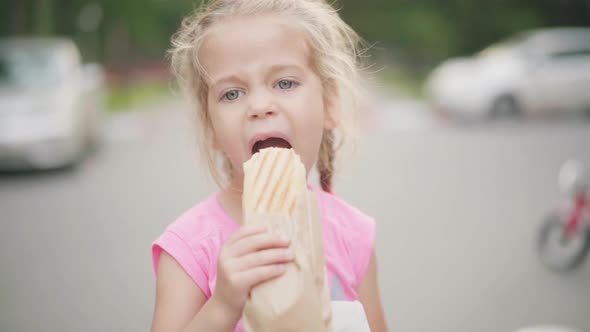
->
[491, 94, 521, 119]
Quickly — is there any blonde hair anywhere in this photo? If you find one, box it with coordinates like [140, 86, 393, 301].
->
[169, 0, 367, 192]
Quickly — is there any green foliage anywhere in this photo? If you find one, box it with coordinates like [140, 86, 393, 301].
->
[338, 0, 589, 65]
[107, 81, 172, 112]
[1, 0, 588, 67]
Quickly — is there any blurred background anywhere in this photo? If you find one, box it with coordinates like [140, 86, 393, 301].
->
[1, 1, 590, 331]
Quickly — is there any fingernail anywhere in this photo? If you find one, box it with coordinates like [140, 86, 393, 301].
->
[280, 235, 290, 242]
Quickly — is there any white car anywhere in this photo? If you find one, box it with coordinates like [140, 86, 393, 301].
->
[0, 37, 104, 170]
[425, 27, 590, 120]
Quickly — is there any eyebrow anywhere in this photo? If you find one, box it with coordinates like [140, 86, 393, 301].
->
[267, 64, 305, 75]
[210, 75, 246, 92]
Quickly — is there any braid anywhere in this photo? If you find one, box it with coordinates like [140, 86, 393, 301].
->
[318, 129, 335, 193]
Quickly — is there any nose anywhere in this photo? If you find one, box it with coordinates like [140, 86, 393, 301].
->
[247, 89, 277, 120]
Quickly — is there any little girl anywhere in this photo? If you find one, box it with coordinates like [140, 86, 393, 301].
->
[151, 1, 387, 331]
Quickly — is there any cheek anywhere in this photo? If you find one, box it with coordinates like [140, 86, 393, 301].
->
[210, 110, 249, 171]
[209, 112, 225, 149]
[211, 112, 240, 151]
[299, 125, 324, 176]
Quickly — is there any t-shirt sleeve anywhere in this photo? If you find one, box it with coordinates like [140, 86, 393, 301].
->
[351, 214, 376, 289]
[152, 230, 212, 297]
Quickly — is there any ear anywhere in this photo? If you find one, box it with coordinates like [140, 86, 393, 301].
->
[323, 80, 339, 130]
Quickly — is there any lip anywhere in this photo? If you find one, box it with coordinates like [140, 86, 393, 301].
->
[248, 131, 293, 156]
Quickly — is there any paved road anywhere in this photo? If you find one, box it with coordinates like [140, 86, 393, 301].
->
[1, 97, 589, 332]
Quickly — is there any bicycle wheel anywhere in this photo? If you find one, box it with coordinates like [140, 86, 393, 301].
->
[537, 214, 590, 272]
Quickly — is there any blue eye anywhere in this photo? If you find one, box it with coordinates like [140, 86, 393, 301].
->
[223, 90, 241, 101]
[277, 80, 295, 89]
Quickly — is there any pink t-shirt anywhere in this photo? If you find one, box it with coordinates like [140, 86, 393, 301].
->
[152, 186, 375, 331]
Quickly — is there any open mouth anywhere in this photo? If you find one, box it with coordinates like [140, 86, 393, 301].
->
[251, 137, 292, 155]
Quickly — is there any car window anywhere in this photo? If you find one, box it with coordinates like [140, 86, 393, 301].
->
[0, 45, 65, 87]
[478, 32, 533, 59]
[540, 30, 590, 59]
[549, 49, 590, 59]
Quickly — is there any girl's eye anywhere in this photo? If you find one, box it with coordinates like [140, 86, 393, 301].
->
[277, 79, 295, 89]
[222, 90, 241, 101]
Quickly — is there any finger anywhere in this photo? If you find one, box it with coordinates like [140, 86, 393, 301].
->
[235, 247, 294, 271]
[226, 224, 267, 245]
[239, 264, 289, 289]
[230, 232, 290, 256]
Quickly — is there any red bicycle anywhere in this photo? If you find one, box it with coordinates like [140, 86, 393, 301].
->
[538, 160, 590, 271]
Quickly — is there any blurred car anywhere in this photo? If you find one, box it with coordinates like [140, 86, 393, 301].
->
[425, 27, 590, 120]
[0, 37, 104, 170]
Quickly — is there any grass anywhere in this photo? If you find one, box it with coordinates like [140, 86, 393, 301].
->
[107, 81, 172, 112]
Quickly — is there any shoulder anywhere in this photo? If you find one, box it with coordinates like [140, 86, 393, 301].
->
[151, 193, 236, 297]
[154, 192, 237, 251]
[317, 190, 376, 288]
[163, 194, 225, 241]
[318, 189, 376, 234]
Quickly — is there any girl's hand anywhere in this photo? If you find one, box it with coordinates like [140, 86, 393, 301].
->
[211, 225, 294, 317]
